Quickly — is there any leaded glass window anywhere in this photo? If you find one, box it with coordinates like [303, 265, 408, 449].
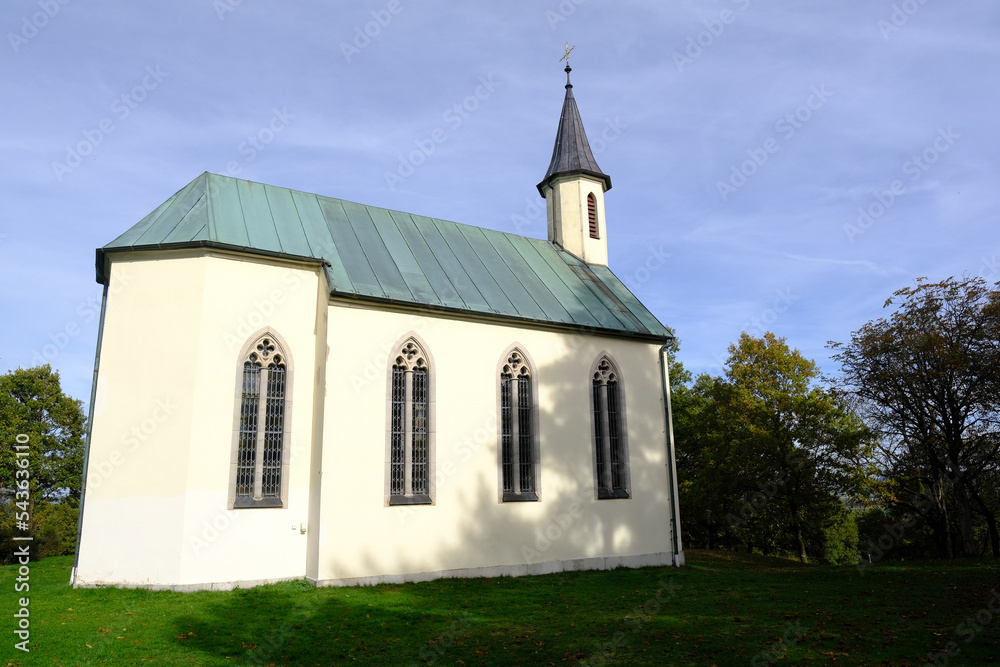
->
[388, 338, 433, 505]
[390, 366, 406, 496]
[593, 378, 606, 492]
[501, 371, 513, 494]
[500, 348, 538, 501]
[232, 333, 289, 509]
[236, 362, 260, 498]
[592, 356, 630, 499]
[411, 368, 429, 495]
[261, 365, 286, 499]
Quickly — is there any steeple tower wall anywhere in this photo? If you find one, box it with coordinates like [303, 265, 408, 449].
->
[543, 173, 608, 266]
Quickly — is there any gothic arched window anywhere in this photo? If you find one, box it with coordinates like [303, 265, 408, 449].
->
[591, 354, 630, 499]
[230, 330, 292, 509]
[498, 347, 539, 502]
[387, 336, 434, 505]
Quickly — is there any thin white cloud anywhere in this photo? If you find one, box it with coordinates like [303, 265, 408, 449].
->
[780, 253, 905, 277]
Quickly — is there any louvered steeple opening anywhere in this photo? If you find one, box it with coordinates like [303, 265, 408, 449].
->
[587, 193, 598, 239]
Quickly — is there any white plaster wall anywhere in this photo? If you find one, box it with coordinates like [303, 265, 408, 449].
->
[75, 251, 324, 588]
[315, 303, 674, 584]
[75, 248, 679, 590]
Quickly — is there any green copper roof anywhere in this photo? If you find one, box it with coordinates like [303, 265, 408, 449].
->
[97, 172, 670, 340]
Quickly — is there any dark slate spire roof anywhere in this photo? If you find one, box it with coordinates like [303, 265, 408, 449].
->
[537, 64, 612, 196]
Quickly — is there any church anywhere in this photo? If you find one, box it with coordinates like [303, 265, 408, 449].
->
[72, 64, 685, 590]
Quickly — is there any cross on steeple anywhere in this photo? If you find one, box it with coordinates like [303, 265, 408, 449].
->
[560, 42, 575, 66]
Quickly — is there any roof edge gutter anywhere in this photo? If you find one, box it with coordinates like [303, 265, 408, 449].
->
[95, 241, 329, 284]
[328, 291, 673, 344]
[71, 282, 108, 586]
[659, 342, 685, 567]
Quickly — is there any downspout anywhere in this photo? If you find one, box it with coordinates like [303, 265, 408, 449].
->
[659, 342, 684, 566]
[70, 283, 109, 585]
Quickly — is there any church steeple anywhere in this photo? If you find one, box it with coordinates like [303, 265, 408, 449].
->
[537, 57, 612, 267]
[537, 63, 612, 196]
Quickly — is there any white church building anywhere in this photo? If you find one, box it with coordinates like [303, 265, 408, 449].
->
[73, 65, 684, 590]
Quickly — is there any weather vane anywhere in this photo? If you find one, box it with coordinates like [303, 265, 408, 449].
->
[560, 42, 575, 66]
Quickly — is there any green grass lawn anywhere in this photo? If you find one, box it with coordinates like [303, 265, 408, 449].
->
[3, 551, 999, 666]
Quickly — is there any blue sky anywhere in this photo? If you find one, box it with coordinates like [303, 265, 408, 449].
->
[2, 0, 998, 407]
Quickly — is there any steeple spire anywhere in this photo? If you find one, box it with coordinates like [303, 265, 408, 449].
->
[537, 59, 612, 197]
[537, 53, 612, 267]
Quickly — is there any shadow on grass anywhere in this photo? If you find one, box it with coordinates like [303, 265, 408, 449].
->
[165, 567, 697, 666]
[166, 580, 427, 664]
[154, 550, 1000, 666]
[9, 552, 1000, 666]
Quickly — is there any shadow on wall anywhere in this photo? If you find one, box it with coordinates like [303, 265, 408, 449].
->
[329, 334, 675, 584]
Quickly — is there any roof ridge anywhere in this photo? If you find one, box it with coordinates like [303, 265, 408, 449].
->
[198, 171, 554, 246]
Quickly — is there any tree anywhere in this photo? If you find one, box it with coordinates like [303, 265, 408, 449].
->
[673, 373, 741, 551]
[830, 276, 1000, 558]
[0, 365, 86, 562]
[723, 333, 873, 562]
[675, 333, 874, 563]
